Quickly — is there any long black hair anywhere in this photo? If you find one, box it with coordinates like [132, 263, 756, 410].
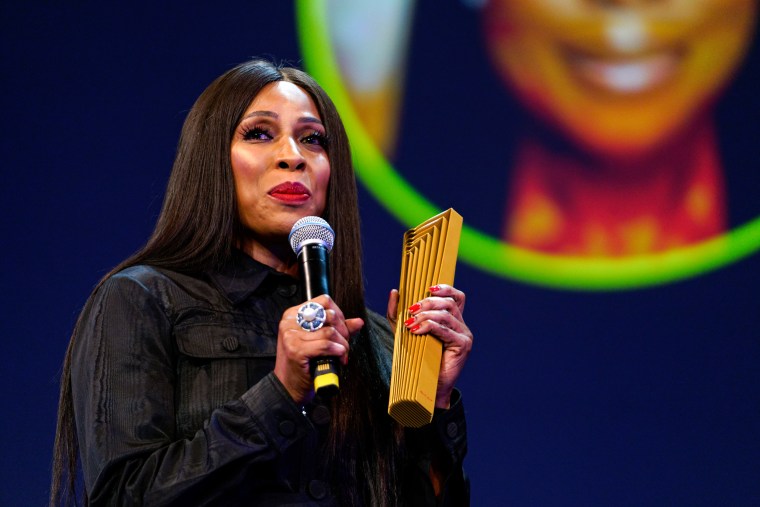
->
[50, 59, 402, 506]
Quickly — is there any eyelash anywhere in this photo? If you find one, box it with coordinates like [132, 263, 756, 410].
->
[303, 131, 329, 147]
[240, 126, 328, 148]
[241, 126, 272, 141]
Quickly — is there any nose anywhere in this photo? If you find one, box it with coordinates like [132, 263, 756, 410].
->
[276, 136, 306, 171]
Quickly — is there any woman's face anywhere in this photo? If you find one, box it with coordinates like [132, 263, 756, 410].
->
[230, 81, 331, 245]
[484, 0, 756, 156]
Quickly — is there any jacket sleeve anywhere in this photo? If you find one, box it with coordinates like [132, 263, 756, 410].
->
[403, 390, 470, 506]
[366, 310, 470, 506]
[71, 272, 314, 506]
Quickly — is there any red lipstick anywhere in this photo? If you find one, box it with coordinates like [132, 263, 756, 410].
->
[268, 181, 311, 203]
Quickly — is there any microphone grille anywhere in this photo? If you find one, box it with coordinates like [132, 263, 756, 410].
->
[289, 216, 335, 253]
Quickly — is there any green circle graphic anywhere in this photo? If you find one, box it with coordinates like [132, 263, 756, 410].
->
[295, 0, 760, 291]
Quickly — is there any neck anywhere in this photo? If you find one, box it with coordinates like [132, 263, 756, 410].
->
[504, 115, 727, 256]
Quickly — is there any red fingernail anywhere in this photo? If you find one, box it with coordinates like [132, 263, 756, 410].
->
[404, 317, 415, 326]
[408, 303, 421, 313]
[429, 285, 440, 293]
[410, 324, 421, 333]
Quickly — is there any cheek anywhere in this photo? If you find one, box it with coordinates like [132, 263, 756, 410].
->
[230, 150, 265, 209]
[231, 149, 252, 179]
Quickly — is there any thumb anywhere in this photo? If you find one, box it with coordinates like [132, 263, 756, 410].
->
[386, 289, 399, 327]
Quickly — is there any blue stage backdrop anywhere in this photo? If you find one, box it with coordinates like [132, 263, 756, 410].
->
[2, 2, 759, 506]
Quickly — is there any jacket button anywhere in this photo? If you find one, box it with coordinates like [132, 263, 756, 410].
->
[222, 336, 239, 352]
[446, 421, 458, 438]
[307, 479, 329, 500]
[278, 419, 296, 437]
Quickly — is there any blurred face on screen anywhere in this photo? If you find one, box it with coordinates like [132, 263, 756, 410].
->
[483, 0, 756, 157]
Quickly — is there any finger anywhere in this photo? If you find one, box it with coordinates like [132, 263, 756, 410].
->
[312, 294, 346, 320]
[318, 313, 362, 358]
[407, 295, 463, 323]
[428, 284, 466, 313]
[297, 326, 351, 361]
[323, 309, 350, 338]
[408, 319, 474, 357]
[346, 317, 365, 337]
[321, 307, 363, 341]
[405, 310, 469, 340]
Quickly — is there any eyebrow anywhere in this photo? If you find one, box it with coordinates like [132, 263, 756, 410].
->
[241, 110, 323, 125]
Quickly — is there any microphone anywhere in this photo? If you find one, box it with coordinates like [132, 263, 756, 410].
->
[288, 216, 339, 397]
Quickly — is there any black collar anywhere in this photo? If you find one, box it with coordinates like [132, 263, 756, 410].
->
[206, 250, 298, 305]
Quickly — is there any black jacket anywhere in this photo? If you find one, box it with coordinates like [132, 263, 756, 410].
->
[71, 253, 468, 505]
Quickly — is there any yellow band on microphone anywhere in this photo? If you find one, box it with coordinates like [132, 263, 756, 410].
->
[314, 372, 339, 392]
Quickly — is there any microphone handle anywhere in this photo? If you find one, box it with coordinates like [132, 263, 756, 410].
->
[298, 243, 340, 397]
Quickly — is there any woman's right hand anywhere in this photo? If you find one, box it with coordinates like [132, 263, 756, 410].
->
[274, 295, 364, 404]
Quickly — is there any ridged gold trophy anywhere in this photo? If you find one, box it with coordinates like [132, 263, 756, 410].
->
[388, 209, 463, 427]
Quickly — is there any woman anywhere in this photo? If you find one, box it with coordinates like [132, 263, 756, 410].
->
[50, 59, 472, 506]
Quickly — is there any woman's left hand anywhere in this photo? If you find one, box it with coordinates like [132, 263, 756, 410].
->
[387, 284, 473, 409]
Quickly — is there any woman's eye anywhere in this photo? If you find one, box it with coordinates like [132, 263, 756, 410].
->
[242, 126, 272, 141]
[302, 131, 328, 147]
